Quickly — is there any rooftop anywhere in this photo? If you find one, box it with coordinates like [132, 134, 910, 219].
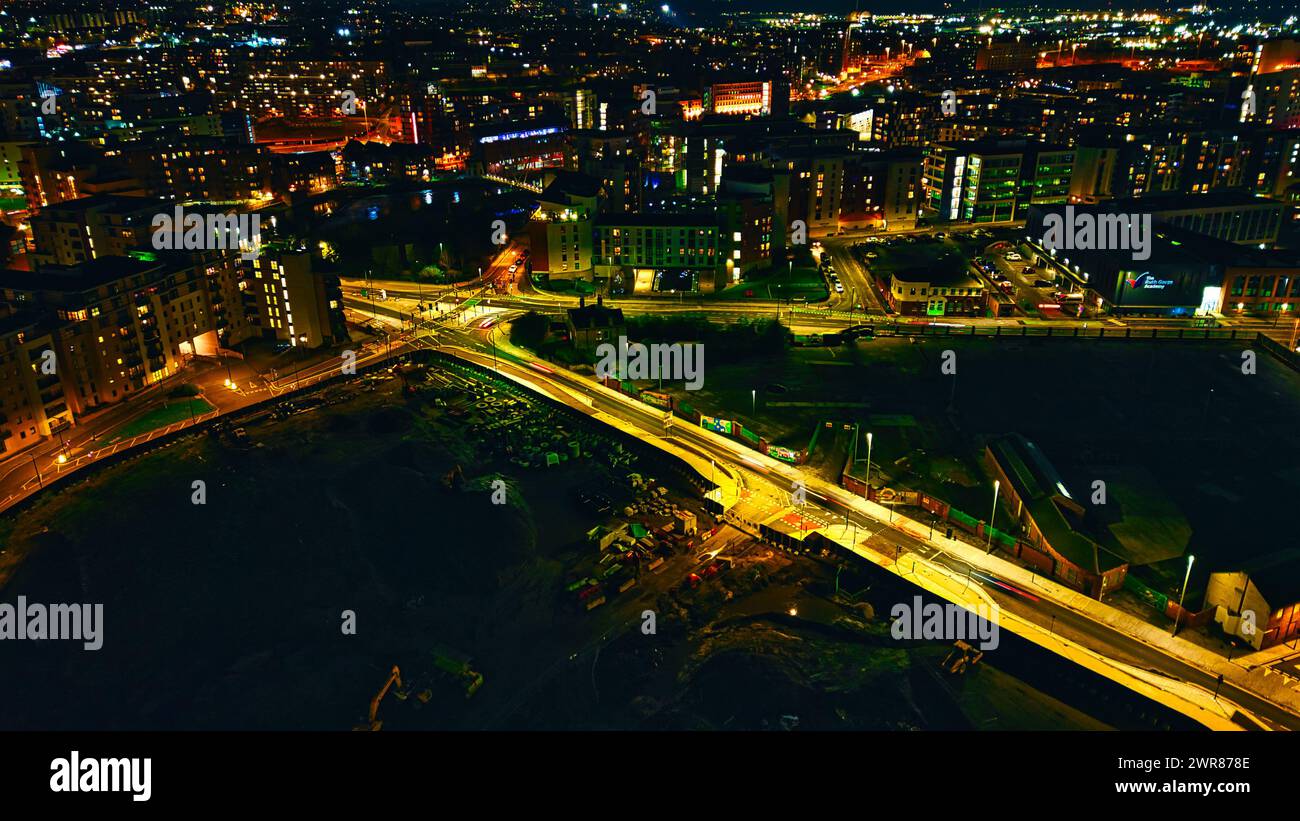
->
[567, 300, 624, 330]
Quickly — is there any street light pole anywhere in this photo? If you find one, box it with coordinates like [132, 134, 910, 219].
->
[864, 431, 873, 487]
[30, 452, 43, 488]
[1173, 554, 1195, 636]
[985, 479, 1000, 552]
[369, 270, 378, 320]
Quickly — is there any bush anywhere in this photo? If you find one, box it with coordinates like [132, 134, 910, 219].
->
[510, 311, 550, 351]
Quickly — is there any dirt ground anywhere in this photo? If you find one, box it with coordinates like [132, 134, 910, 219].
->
[0, 360, 1187, 731]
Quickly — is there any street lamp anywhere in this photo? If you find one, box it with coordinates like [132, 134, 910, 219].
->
[751, 389, 756, 415]
[30, 452, 44, 488]
[1173, 554, 1195, 636]
[985, 479, 1000, 552]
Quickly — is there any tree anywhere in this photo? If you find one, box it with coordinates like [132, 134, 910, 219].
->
[509, 311, 549, 351]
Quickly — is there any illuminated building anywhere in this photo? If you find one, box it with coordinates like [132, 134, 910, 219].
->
[242, 248, 339, 350]
[528, 172, 599, 282]
[774, 148, 843, 236]
[975, 42, 1040, 73]
[594, 212, 727, 294]
[886, 268, 987, 317]
[0, 307, 70, 456]
[839, 149, 922, 230]
[1205, 561, 1300, 650]
[703, 81, 782, 117]
[0, 253, 242, 414]
[471, 121, 570, 178]
[923, 139, 1074, 224]
[30, 196, 168, 268]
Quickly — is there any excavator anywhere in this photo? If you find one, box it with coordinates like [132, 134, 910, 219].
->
[941, 640, 985, 675]
[356, 665, 405, 731]
[441, 463, 464, 490]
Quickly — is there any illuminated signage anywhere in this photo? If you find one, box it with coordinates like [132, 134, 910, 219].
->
[768, 445, 799, 463]
[478, 126, 565, 145]
[1124, 272, 1174, 290]
[700, 415, 733, 435]
[641, 391, 673, 410]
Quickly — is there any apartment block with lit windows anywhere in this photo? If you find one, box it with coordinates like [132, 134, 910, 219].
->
[0, 253, 236, 415]
[241, 248, 338, 349]
[840, 149, 922, 231]
[528, 172, 599, 282]
[234, 56, 388, 119]
[703, 81, 781, 117]
[29, 195, 166, 268]
[114, 137, 274, 202]
[0, 308, 71, 457]
[923, 139, 1073, 224]
[773, 148, 843, 236]
[593, 213, 728, 294]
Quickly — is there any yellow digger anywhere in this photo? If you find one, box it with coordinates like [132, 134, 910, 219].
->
[355, 665, 405, 731]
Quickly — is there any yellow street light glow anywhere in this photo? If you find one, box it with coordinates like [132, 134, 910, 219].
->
[57, 454, 68, 464]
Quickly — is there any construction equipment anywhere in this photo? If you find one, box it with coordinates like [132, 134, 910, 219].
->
[441, 464, 464, 490]
[431, 647, 484, 699]
[941, 640, 985, 675]
[356, 665, 404, 731]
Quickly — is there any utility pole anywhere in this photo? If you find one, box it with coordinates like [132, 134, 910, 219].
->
[1172, 554, 1195, 636]
[986, 480, 1000, 552]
